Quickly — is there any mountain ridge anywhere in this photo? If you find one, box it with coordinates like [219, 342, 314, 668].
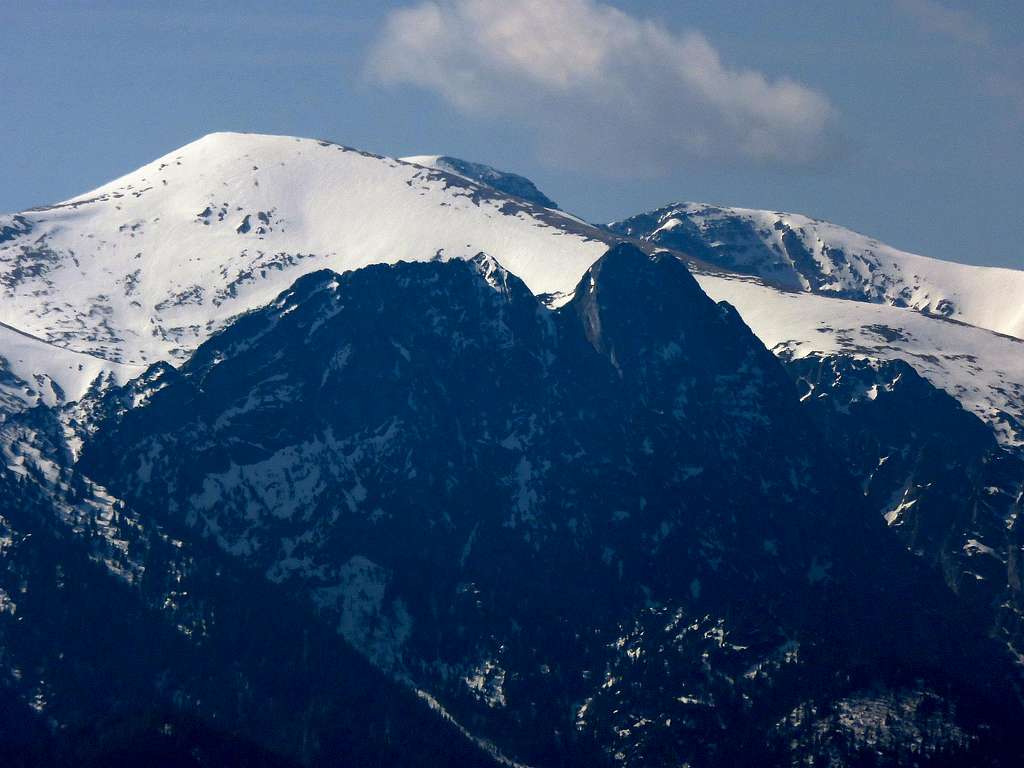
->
[3, 132, 1024, 454]
[609, 201, 1024, 339]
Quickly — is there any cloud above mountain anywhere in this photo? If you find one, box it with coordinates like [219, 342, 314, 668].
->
[367, 0, 840, 175]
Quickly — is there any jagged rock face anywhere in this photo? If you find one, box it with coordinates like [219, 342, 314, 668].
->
[76, 245, 1022, 767]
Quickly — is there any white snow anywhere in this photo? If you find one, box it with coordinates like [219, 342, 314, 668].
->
[0, 321, 141, 414]
[464, 658, 508, 708]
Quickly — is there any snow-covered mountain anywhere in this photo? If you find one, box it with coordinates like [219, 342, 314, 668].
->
[0, 132, 1021, 459]
[0, 133, 608, 397]
[609, 202, 1024, 340]
[2, 133, 1022, 445]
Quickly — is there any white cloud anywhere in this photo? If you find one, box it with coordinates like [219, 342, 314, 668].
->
[895, 0, 991, 48]
[367, 0, 839, 174]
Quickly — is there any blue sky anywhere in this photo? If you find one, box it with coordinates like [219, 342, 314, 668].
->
[2, 0, 1022, 268]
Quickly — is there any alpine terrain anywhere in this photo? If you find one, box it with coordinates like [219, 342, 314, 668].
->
[1, 132, 1023, 767]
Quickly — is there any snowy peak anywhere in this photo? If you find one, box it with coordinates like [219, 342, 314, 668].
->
[400, 154, 559, 210]
[609, 202, 1024, 339]
[0, 132, 610, 377]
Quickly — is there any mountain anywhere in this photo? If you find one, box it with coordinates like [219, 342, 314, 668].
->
[73, 246, 1023, 765]
[0, 418, 505, 768]
[3, 133, 1024, 765]
[2, 133, 1021, 454]
[609, 202, 1024, 339]
[400, 155, 560, 209]
[0, 132, 606, 382]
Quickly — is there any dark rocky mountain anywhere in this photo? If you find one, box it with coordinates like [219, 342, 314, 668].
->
[0, 426, 504, 768]
[51, 244, 1022, 766]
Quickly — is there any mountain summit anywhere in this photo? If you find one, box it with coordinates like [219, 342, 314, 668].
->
[0, 132, 607, 370]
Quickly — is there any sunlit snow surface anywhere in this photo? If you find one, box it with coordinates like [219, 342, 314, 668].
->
[0, 132, 607, 385]
[0, 321, 141, 413]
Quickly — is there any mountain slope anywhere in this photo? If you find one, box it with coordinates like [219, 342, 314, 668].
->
[780, 353, 1024, 654]
[0, 397, 508, 768]
[0, 321, 141, 415]
[609, 202, 1024, 339]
